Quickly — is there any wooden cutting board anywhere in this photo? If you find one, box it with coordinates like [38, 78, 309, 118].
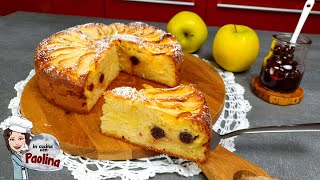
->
[20, 53, 269, 179]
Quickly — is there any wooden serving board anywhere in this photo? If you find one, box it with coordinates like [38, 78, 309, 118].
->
[21, 53, 269, 179]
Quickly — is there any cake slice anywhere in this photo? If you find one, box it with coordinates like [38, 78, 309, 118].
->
[100, 84, 212, 163]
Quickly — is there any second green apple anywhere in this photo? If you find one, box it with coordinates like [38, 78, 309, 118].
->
[213, 24, 260, 72]
[167, 11, 208, 53]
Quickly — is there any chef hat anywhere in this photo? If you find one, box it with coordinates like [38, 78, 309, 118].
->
[1, 116, 33, 133]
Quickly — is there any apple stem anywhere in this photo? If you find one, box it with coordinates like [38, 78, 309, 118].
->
[184, 32, 193, 38]
[234, 25, 238, 33]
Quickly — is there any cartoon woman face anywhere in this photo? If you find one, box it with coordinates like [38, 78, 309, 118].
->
[8, 131, 26, 153]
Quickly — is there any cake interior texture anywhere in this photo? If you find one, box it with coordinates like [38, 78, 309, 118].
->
[84, 45, 120, 110]
[101, 84, 212, 163]
[117, 38, 179, 87]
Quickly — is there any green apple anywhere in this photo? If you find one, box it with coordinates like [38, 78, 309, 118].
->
[167, 11, 208, 53]
[213, 24, 260, 72]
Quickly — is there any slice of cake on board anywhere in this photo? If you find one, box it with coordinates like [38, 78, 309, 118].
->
[101, 84, 213, 163]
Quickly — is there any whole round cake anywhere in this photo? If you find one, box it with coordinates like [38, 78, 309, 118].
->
[34, 22, 183, 113]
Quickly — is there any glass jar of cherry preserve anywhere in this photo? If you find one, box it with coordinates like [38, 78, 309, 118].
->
[259, 33, 312, 93]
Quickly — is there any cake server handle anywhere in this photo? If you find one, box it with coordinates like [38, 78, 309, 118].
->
[211, 122, 320, 150]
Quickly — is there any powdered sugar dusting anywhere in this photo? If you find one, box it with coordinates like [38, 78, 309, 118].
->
[35, 22, 184, 82]
[111, 87, 146, 101]
[94, 38, 111, 55]
[170, 44, 183, 64]
[43, 66, 55, 74]
[111, 34, 142, 44]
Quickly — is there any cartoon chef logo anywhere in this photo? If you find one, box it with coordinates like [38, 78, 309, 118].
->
[1, 116, 64, 179]
[22, 133, 64, 171]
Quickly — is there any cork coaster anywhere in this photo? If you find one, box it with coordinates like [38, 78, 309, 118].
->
[252, 76, 304, 106]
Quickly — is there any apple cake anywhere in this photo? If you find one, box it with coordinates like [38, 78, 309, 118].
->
[34, 22, 183, 113]
[101, 84, 212, 163]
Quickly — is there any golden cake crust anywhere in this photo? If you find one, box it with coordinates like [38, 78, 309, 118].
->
[34, 22, 183, 113]
[35, 67, 88, 112]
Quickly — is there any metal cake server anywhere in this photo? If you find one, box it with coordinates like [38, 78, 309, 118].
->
[211, 122, 320, 150]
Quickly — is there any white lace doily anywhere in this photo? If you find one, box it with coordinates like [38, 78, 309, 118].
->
[1, 57, 251, 180]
